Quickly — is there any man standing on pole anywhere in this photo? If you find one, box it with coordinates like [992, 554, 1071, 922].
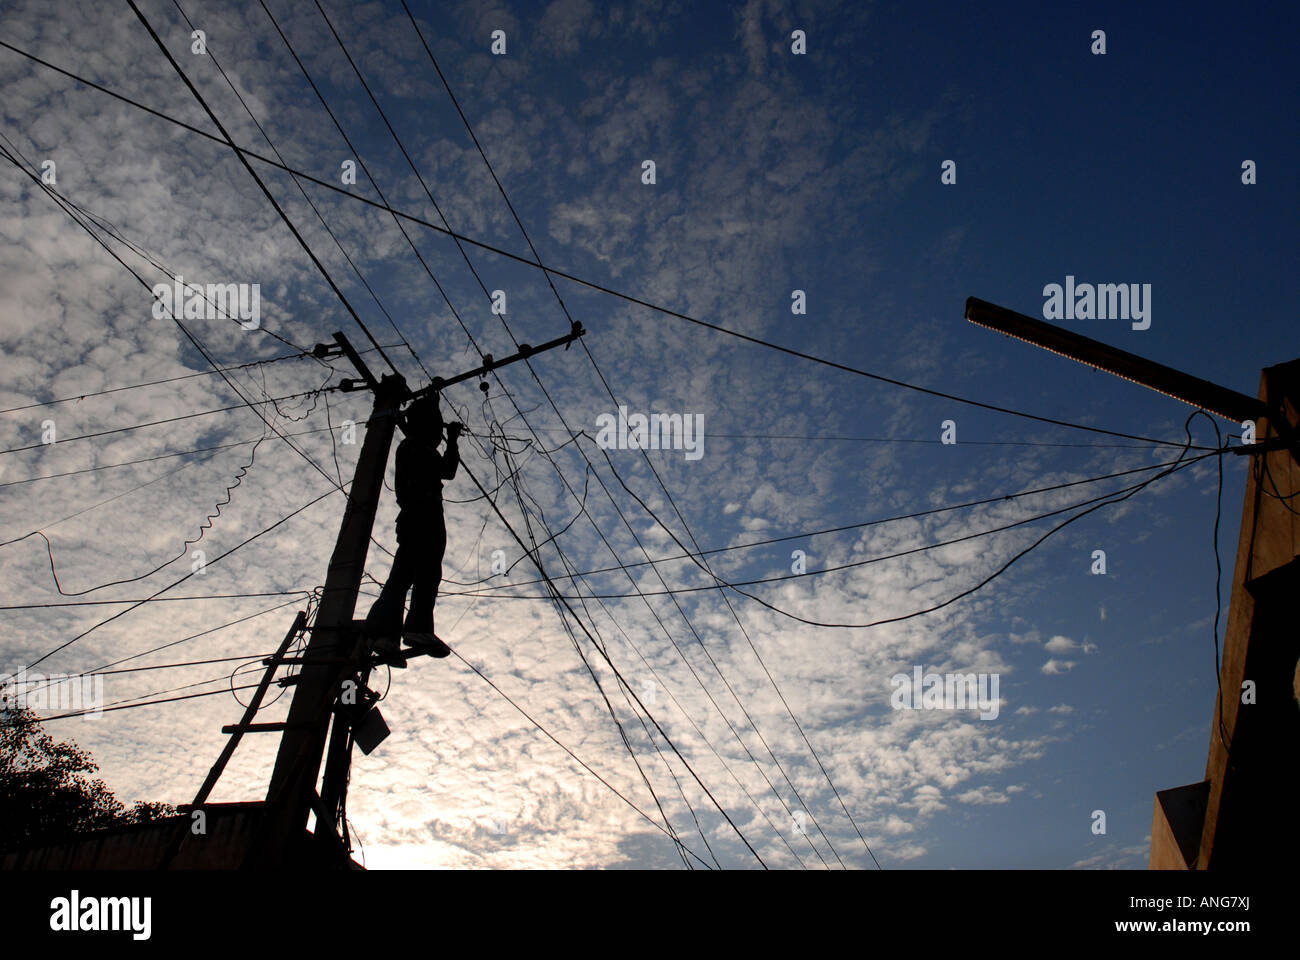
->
[365, 394, 460, 660]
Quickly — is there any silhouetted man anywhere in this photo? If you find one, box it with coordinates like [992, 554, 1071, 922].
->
[365, 395, 460, 660]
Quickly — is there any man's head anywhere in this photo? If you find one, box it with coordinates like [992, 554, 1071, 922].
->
[404, 395, 444, 440]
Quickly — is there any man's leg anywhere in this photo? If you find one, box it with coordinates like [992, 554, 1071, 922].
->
[365, 539, 417, 640]
[403, 515, 448, 656]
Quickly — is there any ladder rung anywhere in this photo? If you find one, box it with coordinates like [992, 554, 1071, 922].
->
[221, 721, 316, 735]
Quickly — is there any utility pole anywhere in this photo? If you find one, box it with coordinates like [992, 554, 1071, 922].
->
[965, 297, 1300, 869]
[253, 334, 404, 864]
[240, 322, 584, 865]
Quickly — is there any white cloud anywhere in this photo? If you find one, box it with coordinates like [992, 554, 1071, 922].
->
[955, 785, 1012, 805]
[1044, 635, 1076, 654]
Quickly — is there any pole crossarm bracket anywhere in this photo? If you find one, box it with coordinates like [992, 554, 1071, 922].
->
[965, 297, 1268, 424]
[410, 321, 586, 400]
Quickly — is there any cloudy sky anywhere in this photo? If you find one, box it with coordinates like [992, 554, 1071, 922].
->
[0, 0, 1294, 869]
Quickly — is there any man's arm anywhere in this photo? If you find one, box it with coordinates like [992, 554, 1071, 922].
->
[439, 423, 462, 480]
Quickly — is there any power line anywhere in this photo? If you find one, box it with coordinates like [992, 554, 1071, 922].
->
[275, 1, 733, 862]
[397, 9, 859, 863]
[456, 451, 1204, 592]
[124, 0, 401, 381]
[486, 427, 1184, 450]
[767, 442, 1208, 630]
[0, 348, 318, 416]
[0, 446, 225, 549]
[0, 650, 281, 682]
[15, 31, 837, 868]
[1, 681, 264, 725]
[471, 450, 1217, 606]
[623, 433, 1176, 449]
[0, 387, 338, 458]
[0, 31, 1133, 868]
[0, 135, 404, 590]
[473, 414, 818, 866]
[474, 325, 825, 859]
[0, 421, 361, 490]
[170, 0, 434, 385]
[545, 567, 702, 867]
[0, 151, 401, 604]
[316, 15, 823, 858]
[0, 140, 359, 492]
[0, 138, 400, 587]
[0, 22, 1227, 868]
[11, 435, 269, 597]
[483, 411, 721, 867]
[0, 128, 323, 361]
[1204, 413, 1234, 757]
[3, 27, 705, 867]
[289, 5, 1221, 863]
[88, 595, 313, 679]
[448, 647, 713, 868]
[21, 481, 342, 671]
[350, 51, 829, 853]
[0, 591, 310, 611]
[5, 595, 310, 708]
[399, 0, 581, 339]
[642, 442, 1217, 630]
[257, 0, 492, 381]
[461, 459, 769, 867]
[0, 36, 1212, 453]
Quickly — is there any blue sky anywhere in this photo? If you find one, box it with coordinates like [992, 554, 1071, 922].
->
[0, 0, 1295, 869]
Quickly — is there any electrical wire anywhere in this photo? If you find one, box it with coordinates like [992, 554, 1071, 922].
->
[460, 457, 767, 867]
[448, 452, 1205, 591]
[125, 0, 401, 381]
[0, 36, 1216, 453]
[0, 446, 226, 549]
[477, 451, 1215, 601]
[11, 435, 270, 596]
[0, 420, 367, 490]
[170, 0, 433, 385]
[562, 447, 1216, 627]
[0, 387, 339, 457]
[20, 480, 343, 671]
[0, 591, 310, 611]
[0, 348, 319, 416]
[449, 646, 714, 868]
[0, 682, 264, 725]
[0, 132, 397, 581]
[261, 3, 736, 863]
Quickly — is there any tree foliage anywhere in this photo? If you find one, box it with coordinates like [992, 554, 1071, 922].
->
[0, 705, 175, 851]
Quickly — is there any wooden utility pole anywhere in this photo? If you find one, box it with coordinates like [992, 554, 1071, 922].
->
[261, 344, 405, 854]
[245, 323, 585, 864]
[965, 298, 1300, 869]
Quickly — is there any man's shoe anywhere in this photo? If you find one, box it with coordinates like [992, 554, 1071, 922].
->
[403, 631, 451, 658]
[370, 633, 404, 660]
